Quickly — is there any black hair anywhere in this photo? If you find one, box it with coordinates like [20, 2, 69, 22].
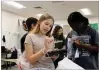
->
[52, 25, 64, 40]
[26, 17, 38, 31]
[67, 11, 89, 26]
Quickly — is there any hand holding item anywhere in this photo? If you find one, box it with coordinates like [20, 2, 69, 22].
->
[74, 40, 81, 45]
[74, 40, 90, 48]
[43, 36, 54, 54]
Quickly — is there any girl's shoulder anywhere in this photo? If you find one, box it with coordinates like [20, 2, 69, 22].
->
[26, 33, 37, 38]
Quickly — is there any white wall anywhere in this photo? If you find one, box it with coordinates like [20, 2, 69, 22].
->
[1, 10, 26, 49]
[89, 17, 98, 23]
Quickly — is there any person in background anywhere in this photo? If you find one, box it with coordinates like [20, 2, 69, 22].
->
[66, 11, 99, 69]
[52, 25, 66, 68]
[20, 17, 38, 53]
[22, 20, 28, 31]
[18, 13, 55, 70]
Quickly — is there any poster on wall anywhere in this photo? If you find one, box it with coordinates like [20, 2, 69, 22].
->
[89, 23, 98, 31]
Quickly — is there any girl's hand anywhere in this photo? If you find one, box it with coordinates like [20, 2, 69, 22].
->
[44, 36, 54, 53]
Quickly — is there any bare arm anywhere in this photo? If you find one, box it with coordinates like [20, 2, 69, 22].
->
[25, 43, 46, 65]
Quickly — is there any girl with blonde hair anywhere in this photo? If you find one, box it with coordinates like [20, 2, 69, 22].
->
[18, 13, 55, 70]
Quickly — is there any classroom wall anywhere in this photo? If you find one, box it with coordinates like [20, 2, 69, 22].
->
[1, 10, 26, 49]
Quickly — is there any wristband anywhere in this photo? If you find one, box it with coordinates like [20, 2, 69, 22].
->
[41, 49, 46, 55]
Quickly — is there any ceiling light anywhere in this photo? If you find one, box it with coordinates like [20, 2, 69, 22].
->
[79, 8, 92, 15]
[36, 14, 43, 17]
[34, 6, 42, 9]
[4, 1, 26, 9]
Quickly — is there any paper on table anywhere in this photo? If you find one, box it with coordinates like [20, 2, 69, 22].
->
[56, 57, 85, 70]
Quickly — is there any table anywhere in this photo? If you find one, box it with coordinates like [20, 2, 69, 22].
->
[1, 59, 17, 70]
